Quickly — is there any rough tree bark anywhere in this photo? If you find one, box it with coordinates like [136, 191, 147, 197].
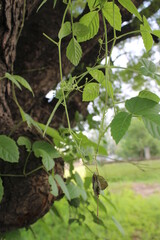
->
[0, 0, 159, 232]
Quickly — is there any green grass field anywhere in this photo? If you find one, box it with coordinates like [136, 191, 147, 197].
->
[2, 160, 160, 240]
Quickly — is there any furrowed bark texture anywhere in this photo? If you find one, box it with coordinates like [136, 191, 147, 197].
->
[0, 0, 159, 232]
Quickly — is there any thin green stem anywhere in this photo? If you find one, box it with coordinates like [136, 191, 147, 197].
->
[43, 33, 58, 46]
[0, 166, 44, 178]
[107, 30, 141, 45]
[93, 13, 109, 175]
[23, 151, 32, 175]
[0, 173, 24, 177]
[25, 166, 44, 176]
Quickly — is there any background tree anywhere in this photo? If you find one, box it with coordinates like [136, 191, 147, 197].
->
[0, 0, 160, 233]
[116, 119, 160, 159]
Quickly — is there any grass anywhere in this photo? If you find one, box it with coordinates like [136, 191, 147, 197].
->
[85, 159, 160, 183]
[2, 160, 160, 240]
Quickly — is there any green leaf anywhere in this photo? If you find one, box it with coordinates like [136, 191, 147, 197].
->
[68, 198, 80, 208]
[48, 175, 58, 196]
[67, 182, 80, 199]
[118, 0, 142, 21]
[5, 73, 22, 90]
[140, 24, 153, 51]
[102, 2, 121, 31]
[74, 172, 83, 187]
[66, 37, 82, 66]
[152, 30, 160, 39]
[0, 135, 19, 163]
[139, 90, 160, 103]
[112, 216, 125, 235]
[58, 21, 71, 39]
[82, 83, 99, 101]
[140, 58, 156, 76]
[143, 16, 152, 31]
[36, 149, 55, 171]
[87, 67, 105, 84]
[17, 136, 32, 152]
[87, 0, 100, 11]
[0, 177, 4, 203]
[110, 112, 132, 144]
[33, 141, 59, 170]
[20, 110, 42, 131]
[107, 80, 114, 99]
[89, 210, 106, 227]
[75, 132, 107, 156]
[77, 11, 99, 42]
[12, 75, 34, 96]
[78, 187, 87, 201]
[143, 115, 160, 140]
[73, 22, 88, 38]
[55, 174, 70, 200]
[140, 19, 153, 52]
[33, 141, 59, 158]
[38, 123, 64, 142]
[125, 97, 160, 115]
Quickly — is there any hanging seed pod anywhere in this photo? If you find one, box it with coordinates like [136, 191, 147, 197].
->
[92, 173, 108, 196]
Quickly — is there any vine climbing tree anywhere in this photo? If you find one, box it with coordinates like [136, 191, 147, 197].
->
[0, 0, 160, 233]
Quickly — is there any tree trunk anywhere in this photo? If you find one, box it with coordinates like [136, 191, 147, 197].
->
[0, 0, 158, 232]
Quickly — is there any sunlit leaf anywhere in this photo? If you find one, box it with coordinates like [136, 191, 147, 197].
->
[0, 135, 19, 163]
[118, 0, 142, 21]
[87, 0, 100, 11]
[87, 67, 105, 84]
[140, 24, 153, 52]
[140, 17, 153, 52]
[82, 83, 99, 101]
[58, 21, 71, 39]
[110, 112, 132, 144]
[66, 37, 82, 66]
[78, 11, 99, 42]
[152, 30, 160, 39]
[102, 2, 121, 31]
[73, 22, 88, 38]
